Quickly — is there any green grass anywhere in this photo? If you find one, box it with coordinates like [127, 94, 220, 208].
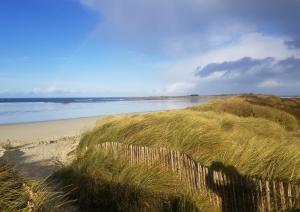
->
[0, 159, 73, 211]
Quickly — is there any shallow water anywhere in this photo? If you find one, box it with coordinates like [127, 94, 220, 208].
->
[0, 97, 207, 124]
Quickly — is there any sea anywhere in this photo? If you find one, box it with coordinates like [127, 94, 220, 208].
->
[0, 97, 207, 125]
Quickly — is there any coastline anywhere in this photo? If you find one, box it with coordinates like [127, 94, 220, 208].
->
[0, 116, 102, 142]
[0, 97, 210, 179]
[0, 110, 174, 179]
[0, 116, 102, 179]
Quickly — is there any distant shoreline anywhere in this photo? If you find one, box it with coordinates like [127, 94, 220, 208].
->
[0, 108, 193, 142]
[0, 94, 298, 104]
[0, 115, 102, 142]
[0, 96, 211, 125]
[0, 95, 210, 103]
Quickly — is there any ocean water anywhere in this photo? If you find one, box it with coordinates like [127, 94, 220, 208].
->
[0, 97, 207, 124]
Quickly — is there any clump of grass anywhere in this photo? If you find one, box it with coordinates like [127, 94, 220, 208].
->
[0, 159, 73, 211]
[1, 140, 15, 150]
[0, 160, 27, 210]
[189, 97, 299, 131]
[239, 94, 300, 123]
[54, 150, 214, 211]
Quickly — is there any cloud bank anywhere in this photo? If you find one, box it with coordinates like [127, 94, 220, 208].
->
[158, 33, 300, 95]
[195, 57, 300, 94]
[79, 0, 300, 95]
[79, 0, 300, 52]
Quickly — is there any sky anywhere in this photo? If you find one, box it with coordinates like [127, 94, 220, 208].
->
[0, 0, 300, 97]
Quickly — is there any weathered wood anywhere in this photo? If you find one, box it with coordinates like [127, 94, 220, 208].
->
[288, 182, 293, 208]
[204, 167, 214, 205]
[218, 171, 226, 210]
[295, 184, 300, 208]
[213, 171, 223, 206]
[265, 180, 271, 211]
[272, 180, 278, 211]
[240, 175, 246, 212]
[196, 163, 203, 192]
[279, 181, 286, 210]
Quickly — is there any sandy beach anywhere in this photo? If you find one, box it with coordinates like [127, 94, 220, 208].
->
[0, 116, 102, 179]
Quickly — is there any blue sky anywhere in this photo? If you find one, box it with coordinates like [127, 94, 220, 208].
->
[1, 0, 300, 97]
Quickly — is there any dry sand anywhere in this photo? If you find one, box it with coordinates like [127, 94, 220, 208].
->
[0, 116, 101, 179]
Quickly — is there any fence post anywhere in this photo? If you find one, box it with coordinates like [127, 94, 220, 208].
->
[196, 163, 203, 192]
[272, 180, 278, 211]
[266, 180, 271, 211]
[295, 184, 300, 208]
[279, 181, 286, 210]
[288, 182, 293, 208]
[258, 179, 265, 212]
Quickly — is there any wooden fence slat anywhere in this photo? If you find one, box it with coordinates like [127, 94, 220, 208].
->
[295, 184, 300, 208]
[218, 171, 226, 210]
[229, 174, 238, 212]
[204, 167, 214, 205]
[288, 182, 293, 208]
[215, 171, 221, 208]
[258, 179, 265, 212]
[279, 181, 286, 210]
[266, 180, 271, 211]
[196, 163, 203, 192]
[272, 180, 278, 211]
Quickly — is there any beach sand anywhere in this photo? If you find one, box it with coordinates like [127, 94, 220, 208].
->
[0, 116, 101, 179]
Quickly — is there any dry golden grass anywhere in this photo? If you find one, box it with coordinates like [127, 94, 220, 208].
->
[55, 94, 300, 211]
[0, 159, 74, 212]
[189, 96, 299, 131]
[55, 150, 214, 211]
[238, 94, 300, 123]
[77, 95, 300, 180]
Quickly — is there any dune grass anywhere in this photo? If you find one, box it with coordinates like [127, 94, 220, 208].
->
[238, 94, 300, 123]
[76, 95, 300, 181]
[55, 94, 300, 211]
[0, 159, 73, 211]
[189, 96, 299, 131]
[54, 150, 214, 211]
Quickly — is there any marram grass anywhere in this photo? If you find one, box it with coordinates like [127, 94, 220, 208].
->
[0, 159, 74, 212]
[55, 95, 300, 211]
[54, 150, 215, 211]
[189, 96, 299, 131]
[78, 95, 300, 180]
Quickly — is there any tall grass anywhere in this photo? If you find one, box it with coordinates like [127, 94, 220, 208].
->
[238, 94, 300, 123]
[77, 96, 300, 180]
[54, 150, 214, 211]
[0, 159, 74, 211]
[189, 97, 299, 131]
[55, 94, 300, 211]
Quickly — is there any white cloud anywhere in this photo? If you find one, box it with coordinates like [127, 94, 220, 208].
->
[76, 1, 300, 96]
[156, 81, 196, 95]
[258, 79, 281, 88]
[158, 33, 300, 94]
[32, 86, 73, 95]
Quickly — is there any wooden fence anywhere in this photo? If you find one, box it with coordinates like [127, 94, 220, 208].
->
[92, 142, 300, 212]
